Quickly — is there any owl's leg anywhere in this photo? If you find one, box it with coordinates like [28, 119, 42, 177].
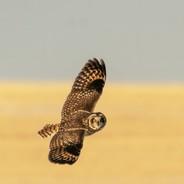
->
[38, 123, 60, 138]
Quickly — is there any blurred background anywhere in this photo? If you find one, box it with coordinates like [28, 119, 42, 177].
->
[1, 0, 184, 82]
[0, 0, 184, 184]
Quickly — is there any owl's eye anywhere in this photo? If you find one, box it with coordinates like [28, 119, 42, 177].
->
[88, 117, 99, 129]
[93, 118, 99, 126]
[92, 118, 98, 124]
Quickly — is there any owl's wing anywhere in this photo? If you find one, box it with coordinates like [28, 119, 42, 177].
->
[72, 58, 106, 92]
[61, 58, 106, 119]
[48, 111, 90, 164]
[48, 130, 84, 164]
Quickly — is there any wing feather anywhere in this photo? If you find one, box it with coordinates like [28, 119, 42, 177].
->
[61, 58, 106, 119]
[49, 130, 85, 164]
[49, 110, 90, 164]
[72, 58, 106, 91]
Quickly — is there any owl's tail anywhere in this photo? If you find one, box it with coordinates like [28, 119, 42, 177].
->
[48, 133, 82, 164]
[38, 123, 59, 138]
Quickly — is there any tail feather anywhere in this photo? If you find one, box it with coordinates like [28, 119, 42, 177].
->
[38, 123, 59, 138]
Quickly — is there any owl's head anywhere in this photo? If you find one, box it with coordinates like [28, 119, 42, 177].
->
[85, 112, 106, 135]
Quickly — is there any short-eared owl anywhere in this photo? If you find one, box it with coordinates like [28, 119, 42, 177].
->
[38, 58, 106, 164]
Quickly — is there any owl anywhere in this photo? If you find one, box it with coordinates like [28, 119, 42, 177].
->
[38, 58, 106, 164]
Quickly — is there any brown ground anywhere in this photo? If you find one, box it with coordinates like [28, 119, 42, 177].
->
[1, 82, 184, 184]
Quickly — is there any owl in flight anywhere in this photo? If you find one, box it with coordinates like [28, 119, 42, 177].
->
[38, 58, 106, 164]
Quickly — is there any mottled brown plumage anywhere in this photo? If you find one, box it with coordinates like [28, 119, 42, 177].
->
[38, 58, 106, 164]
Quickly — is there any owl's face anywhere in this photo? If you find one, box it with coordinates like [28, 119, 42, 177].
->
[87, 112, 106, 132]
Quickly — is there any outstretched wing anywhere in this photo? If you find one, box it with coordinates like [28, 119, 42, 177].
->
[61, 58, 106, 119]
[72, 58, 106, 92]
[49, 110, 90, 164]
[49, 130, 85, 164]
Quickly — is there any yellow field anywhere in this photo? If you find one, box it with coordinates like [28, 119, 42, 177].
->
[1, 82, 184, 184]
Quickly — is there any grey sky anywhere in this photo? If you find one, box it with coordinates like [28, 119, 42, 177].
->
[0, 0, 184, 81]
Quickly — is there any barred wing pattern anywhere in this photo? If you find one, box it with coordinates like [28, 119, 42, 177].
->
[49, 109, 90, 164]
[61, 58, 106, 121]
[72, 58, 106, 91]
[49, 130, 85, 164]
